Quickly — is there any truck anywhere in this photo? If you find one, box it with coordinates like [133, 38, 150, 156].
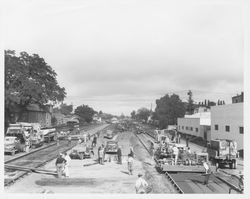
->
[207, 139, 238, 169]
[5, 124, 31, 154]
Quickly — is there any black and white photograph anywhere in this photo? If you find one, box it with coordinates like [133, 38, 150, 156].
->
[1, 0, 249, 196]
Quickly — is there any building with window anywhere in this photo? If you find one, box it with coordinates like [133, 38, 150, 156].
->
[232, 92, 244, 103]
[177, 111, 211, 141]
[210, 102, 243, 154]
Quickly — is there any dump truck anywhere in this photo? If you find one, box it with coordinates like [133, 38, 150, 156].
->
[207, 139, 238, 169]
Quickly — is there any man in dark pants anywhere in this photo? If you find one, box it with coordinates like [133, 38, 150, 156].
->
[117, 146, 122, 164]
[203, 161, 211, 185]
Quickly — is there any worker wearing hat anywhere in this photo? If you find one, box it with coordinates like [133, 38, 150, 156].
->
[135, 173, 149, 194]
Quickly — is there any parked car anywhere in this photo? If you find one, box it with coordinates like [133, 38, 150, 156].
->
[105, 140, 118, 154]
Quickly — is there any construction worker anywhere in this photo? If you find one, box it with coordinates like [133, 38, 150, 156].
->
[129, 146, 134, 158]
[63, 152, 71, 177]
[25, 140, 30, 153]
[135, 173, 149, 194]
[172, 145, 179, 165]
[117, 146, 122, 164]
[127, 154, 134, 175]
[67, 136, 71, 146]
[177, 133, 181, 143]
[83, 133, 87, 143]
[92, 134, 97, 147]
[98, 146, 104, 165]
[55, 153, 66, 178]
[203, 161, 212, 185]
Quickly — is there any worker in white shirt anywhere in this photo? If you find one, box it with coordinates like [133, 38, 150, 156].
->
[172, 145, 179, 165]
[203, 161, 211, 185]
[127, 154, 134, 175]
[63, 152, 71, 177]
[135, 173, 149, 194]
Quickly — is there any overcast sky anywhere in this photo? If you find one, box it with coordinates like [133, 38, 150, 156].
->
[3, 0, 245, 115]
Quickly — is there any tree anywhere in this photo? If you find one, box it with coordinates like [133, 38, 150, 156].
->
[154, 93, 186, 129]
[5, 50, 66, 125]
[187, 90, 195, 114]
[74, 104, 95, 123]
[59, 103, 73, 115]
[136, 107, 150, 122]
[120, 113, 125, 119]
[131, 110, 136, 119]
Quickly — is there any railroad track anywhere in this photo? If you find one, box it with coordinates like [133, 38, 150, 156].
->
[138, 128, 243, 194]
[133, 130, 184, 194]
[4, 124, 110, 187]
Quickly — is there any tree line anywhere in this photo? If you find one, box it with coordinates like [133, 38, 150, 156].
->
[131, 90, 220, 129]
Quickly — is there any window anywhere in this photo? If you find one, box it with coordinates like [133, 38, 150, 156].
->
[182, 126, 184, 130]
[190, 127, 193, 131]
[225, 125, 230, 132]
[239, 127, 244, 134]
[196, 128, 198, 132]
[215, 125, 218, 130]
[186, 126, 188, 130]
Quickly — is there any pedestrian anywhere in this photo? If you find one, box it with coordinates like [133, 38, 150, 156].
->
[117, 146, 122, 164]
[55, 153, 66, 178]
[172, 145, 179, 165]
[67, 136, 71, 146]
[87, 133, 91, 141]
[63, 152, 71, 177]
[203, 161, 212, 185]
[127, 154, 134, 175]
[135, 173, 149, 194]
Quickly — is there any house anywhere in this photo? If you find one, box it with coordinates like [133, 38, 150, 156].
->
[232, 92, 244, 103]
[210, 103, 243, 155]
[17, 104, 53, 128]
[177, 109, 211, 141]
[93, 114, 102, 123]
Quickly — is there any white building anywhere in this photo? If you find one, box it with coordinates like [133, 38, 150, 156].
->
[177, 111, 211, 141]
[210, 103, 243, 151]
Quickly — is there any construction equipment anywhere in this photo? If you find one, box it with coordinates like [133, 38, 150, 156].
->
[16, 122, 44, 148]
[69, 144, 94, 160]
[41, 128, 57, 143]
[207, 139, 238, 169]
[5, 124, 31, 154]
